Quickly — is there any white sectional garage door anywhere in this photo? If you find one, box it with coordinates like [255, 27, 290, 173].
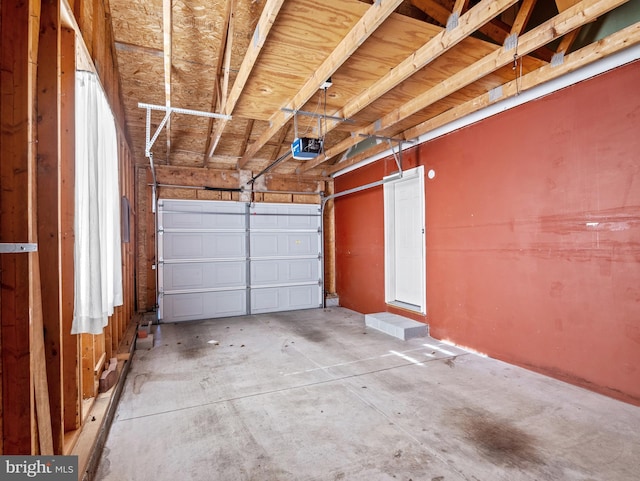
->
[158, 199, 322, 322]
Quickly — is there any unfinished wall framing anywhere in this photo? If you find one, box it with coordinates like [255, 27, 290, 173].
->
[0, 0, 136, 455]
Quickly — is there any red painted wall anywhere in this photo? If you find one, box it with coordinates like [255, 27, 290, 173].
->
[334, 60, 640, 405]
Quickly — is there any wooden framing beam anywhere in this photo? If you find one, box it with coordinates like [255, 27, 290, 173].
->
[237, 0, 405, 169]
[404, 22, 640, 141]
[1, 0, 43, 455]
[556, 0, 582, 10]
[412, 0, 510, 45]
[28, 0, 52, 454]
[328, 21, 640, 176]
[220, 0, 235, 113]
[556, 28, 581, 53]
[453, 0, 470, 15]
[60, 27, 80, 436]
[207, 0, 286, 158]
[270, 123, 291, 161]
[240, 119, 255, 156]
[300, 0, 519, 173]
[320, 0, 629, 170]
[163, 0, 172, 161]
[37, 0, 65, 454]
[203, 0, 232, 161]
[510, 0, 537, 35]
[411, 0, 452, 25]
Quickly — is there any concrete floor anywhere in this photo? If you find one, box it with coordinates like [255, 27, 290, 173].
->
[95, 307, 640, 481]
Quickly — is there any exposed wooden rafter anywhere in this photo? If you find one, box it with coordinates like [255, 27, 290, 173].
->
[240, 119, 255, 156]
[453, 0, 470, 14]
[300, 0, 519, 173]
[237, 0, 406, 170]
[163, 0, 172, 161]
[220, 0, 235, 113]
[556, 27, 581, 53]
[203, 0, 233, 163]
[106, 0, 637, 179]
[510, 0, 536, 35]
[315, 0, 629, 172]
[412, 0, 510, 44]
[207, 0, 286, 159]
[328, 21, 640, 176]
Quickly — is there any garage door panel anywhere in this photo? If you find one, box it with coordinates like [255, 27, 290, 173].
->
[250, 232, 319, 257]
[162, 232, 246, 260]
[163, 261, 246, 291]
[250, 204, 320, 230]
[251, 258, 319, 285]
[160, 200, 245, 230]
[250, 285, 319, 314]
[161, 290, 247, 322]
[159, 200, 321, 322]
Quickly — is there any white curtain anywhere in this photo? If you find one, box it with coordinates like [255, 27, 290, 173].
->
[72, 71, 123, 334]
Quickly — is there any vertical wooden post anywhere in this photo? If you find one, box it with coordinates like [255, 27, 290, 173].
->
[0, 0, 37, 454]
[324, 181, 337, 297]
[81, 334, 95, 401]
[60, 27, 81, 435]
[136, 165, 157, 312]
[37, 0, 64, 454]
[27, 0, 54, 456]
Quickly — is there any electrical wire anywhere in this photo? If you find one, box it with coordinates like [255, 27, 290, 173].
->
[512, 36, 523, 96]
[301, 94, 323, 137]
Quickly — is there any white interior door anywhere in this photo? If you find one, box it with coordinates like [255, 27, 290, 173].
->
[384, 166, 426, 313]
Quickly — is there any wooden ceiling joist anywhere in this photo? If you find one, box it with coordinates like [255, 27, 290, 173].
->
[163, 0, 172, 160]
[405, 21, 640, 142]
[203, 0, 233, 162]
[237, 0, 406, 170]
[207, 0, 286, 158]
[300, 0, 520, 173]
[328, 20, 640, 177]
[220, 1, 235, 113]
[453, 0, 470, 15]
[556, 27, 581, 54]
[107, 0, 637, 181]
[317, 0, 629, 171]
[412, 0, 509, 45]
[510, 0, 537, 35]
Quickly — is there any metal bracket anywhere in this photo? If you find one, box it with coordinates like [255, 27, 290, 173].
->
[551, 51, 565, 67]
[281, 108, 352, 124]
[446, 12, 459, 31]
[283, 107, 353, 138]
[358, 134, 414, 177]
[138, 102, 232, 157]
[0, 243, 37, 253]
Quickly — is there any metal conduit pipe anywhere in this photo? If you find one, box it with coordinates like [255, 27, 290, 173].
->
[248, 150, 292, 184]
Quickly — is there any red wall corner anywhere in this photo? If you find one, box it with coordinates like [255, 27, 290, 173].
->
[334, 60, 640, 405]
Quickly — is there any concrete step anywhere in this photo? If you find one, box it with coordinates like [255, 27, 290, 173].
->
[364, 312, 428, 340]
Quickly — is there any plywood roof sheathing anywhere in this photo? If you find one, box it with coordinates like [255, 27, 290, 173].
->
[207, 0, 286, 160]
[102, 0, 636, 178]
[238, 0, 405, 170]
[300, 0, 520, 173]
